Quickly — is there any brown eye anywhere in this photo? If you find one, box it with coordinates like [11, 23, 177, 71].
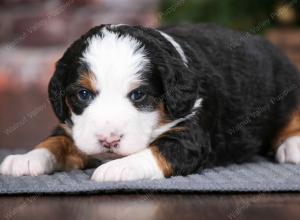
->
[77, 89, 93, 102]
[129, 90, 146, 102]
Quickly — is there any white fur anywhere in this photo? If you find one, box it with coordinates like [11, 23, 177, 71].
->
[193, 98, 203, 109]
[0, 149, 57, 176]
[110, 24, 127, 28]
[91, 148, 164, 182]
[151, 98, 202, 141]
[109, 26, 188, 66]
[158, 30, 188, 66]
[276, 136, 300, 164]
[71, 27, 198, 157]
[73, 28, 160, 156]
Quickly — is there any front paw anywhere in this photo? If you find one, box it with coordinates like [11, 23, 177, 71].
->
[0, 149, 57, 176]
[276, 136, 300, 164]
[91, 149, 164, 182]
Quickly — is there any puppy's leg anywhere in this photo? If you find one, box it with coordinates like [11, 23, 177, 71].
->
[91, 120, 210, 182]
[274, 110, 300, 164]
[91, 148, 165, 182]
[0, 125, 88, 176]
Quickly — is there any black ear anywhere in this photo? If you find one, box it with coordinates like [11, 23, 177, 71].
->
[48, 62, 69, 123]
[160, 61, 198, 120]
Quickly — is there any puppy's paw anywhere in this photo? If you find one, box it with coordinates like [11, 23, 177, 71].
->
[0, 149, 57, 176]
[91, 149, 164, 182]
[91, 159, 144, 182]
[276, 136, 300, 164]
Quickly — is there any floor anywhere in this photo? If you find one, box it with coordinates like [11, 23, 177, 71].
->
[0, 193, 300, 220]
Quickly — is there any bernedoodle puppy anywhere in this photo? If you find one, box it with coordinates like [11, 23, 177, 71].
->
[1, 24, 300, 181]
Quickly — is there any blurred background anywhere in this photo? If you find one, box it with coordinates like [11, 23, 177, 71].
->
[0, 0, 299, 149]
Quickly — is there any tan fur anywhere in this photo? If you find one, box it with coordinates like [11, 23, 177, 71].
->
[153, 103, 185, 177]
[274, 109, 300, 149]
[78, 72, 97, 93]
[157, 103, 186, 133]
[36, 126, 88, 170]
[65, 72, 97, 113]
[158, 103, 171, 125]
[151, 145, 173, 177]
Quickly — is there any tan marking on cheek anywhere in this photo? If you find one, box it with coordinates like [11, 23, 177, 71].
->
[156, 126, 186, 140]
[158, 102, 171, 125]
[155, 102, 186, 138]
[151, 145, 173, 177]
[78, 72, 97, 93]
[273, 109, 300, 149]
[170, 126, 186, 133]
[36, 135, 87, 170]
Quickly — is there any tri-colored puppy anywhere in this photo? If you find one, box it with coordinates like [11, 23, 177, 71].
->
[1, 24, 300, 181]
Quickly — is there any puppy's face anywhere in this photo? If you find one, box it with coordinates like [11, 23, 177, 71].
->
[49, 25, 197, 156]
[67, 29, 161, 156]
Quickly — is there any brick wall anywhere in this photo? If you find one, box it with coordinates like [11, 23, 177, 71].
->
[0, 0, 158, 47]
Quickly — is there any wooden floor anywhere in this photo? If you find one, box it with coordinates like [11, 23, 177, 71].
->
[0, 193, 300, 220]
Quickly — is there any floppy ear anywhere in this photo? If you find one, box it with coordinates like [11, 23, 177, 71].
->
[48, 62, 69, 123]
[160, 61, 198, 120]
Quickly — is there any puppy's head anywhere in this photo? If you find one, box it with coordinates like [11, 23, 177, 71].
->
[49, 24, 198, 156]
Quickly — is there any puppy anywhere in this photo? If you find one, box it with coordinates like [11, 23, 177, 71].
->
[1, 24, 300, 182]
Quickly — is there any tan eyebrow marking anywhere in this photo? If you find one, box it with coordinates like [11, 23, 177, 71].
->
[78, 72, 97, 93]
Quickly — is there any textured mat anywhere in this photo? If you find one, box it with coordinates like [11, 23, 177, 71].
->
[0, 149, 300, 194]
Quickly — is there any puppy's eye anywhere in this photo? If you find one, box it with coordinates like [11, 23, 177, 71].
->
[129, 90, 146, 102]
[77, 89, 93, 102]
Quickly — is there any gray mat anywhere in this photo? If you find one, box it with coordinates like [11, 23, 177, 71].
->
[1, 149, 300, 195]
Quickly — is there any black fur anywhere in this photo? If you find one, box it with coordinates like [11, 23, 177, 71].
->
[48, 25, 105, 122]
[109, 25, 199, 119]
[48, 24, 300, 177]
[50, 125, 70, 137]
[155, 24, 300, 175]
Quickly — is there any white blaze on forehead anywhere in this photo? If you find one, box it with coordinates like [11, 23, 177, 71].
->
[72, 28, 159, 156]
[81, 28, 149, 92]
